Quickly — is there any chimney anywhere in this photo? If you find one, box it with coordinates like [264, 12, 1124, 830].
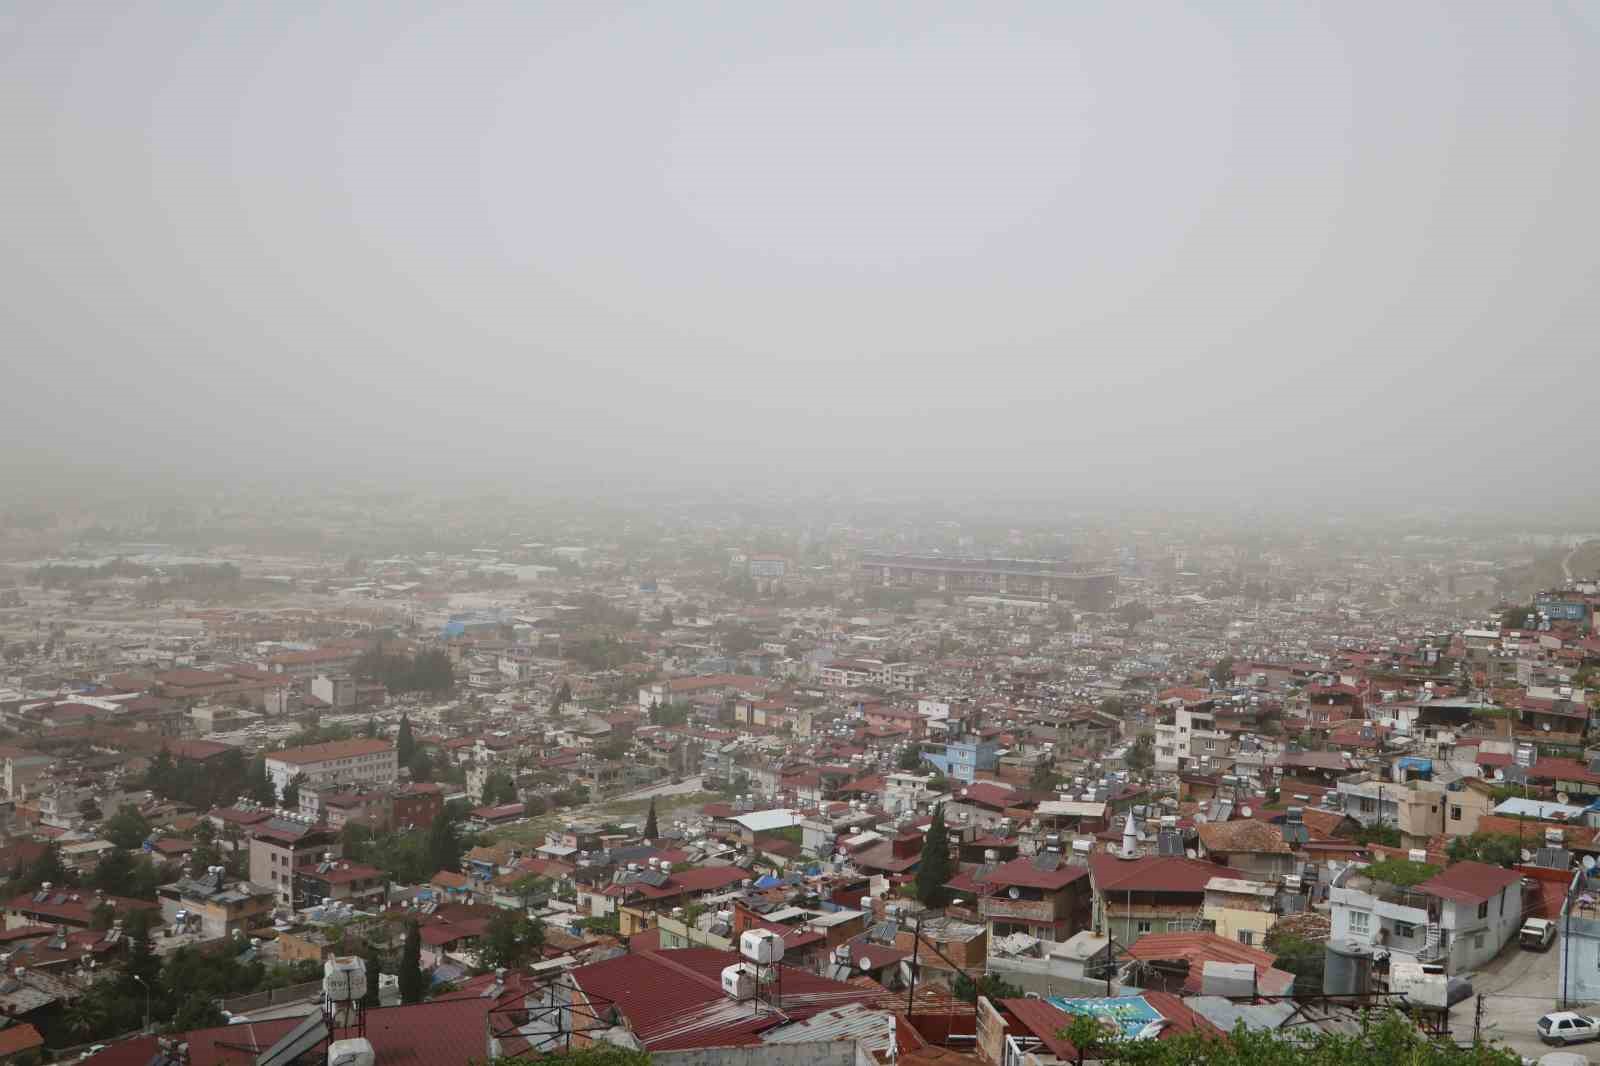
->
[1121, 813, 1138, 859]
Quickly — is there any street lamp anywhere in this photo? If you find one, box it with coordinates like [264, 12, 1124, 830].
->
[132, 975, 151, 1033]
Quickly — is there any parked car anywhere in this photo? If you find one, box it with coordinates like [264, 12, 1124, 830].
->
[1522, 918, 1557, 951]
[1538, 1012, 1600, 1046]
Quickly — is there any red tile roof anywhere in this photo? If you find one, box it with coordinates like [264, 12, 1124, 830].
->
[0, 1022, 43, 1056]
[985, 856, 1091, 891]
[1125, 932, 1295, 994]
[82, 995, 500, 1066]
[268, 738, 393, 765]
[1088, 853, 1221, 895]
[1417, 860, 1522, 904]
[568, 948, 883, 1050]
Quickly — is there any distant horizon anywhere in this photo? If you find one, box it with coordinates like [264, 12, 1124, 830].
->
[5, 3, 1598, 512]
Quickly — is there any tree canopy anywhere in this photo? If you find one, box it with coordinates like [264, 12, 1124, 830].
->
[914, 803, 954, 905]
[1059, 1008, 1518, 1066]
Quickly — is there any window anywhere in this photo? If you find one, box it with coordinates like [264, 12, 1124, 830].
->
[1473, 932, 1486, 951]
[1136, 920, 1152, 934]
[1349, 911, 1371, 935]
[1450, 805, 1463, 821]
[1238, 931, 1255, 946]
[1477, 901, 1489, 920]
[1395, 922, 1417, 939]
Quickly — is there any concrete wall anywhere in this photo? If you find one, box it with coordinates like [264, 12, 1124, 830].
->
[1560, 912, 1600, 1005]
[1442, 885, 1522, 972]
[986, 953, 1134, 998]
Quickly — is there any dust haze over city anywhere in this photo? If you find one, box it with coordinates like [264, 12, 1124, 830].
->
[4, 5, 1600, 1065]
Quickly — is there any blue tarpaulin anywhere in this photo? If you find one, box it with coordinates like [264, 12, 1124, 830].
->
[1398, 757, 1433, 772]
[1048, 996, 1165, 1039]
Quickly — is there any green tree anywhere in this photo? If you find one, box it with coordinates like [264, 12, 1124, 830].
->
[364, 717, 378, 738]
[643, 798, 658, 840]
[1447, 832, 1524, 868]
[103, 804, 153, 850]
[953, 971, 1023, 1003]
[146, 747, 176, 798]
[1352, 823, 1400, 848]
[914, 803, 954, 905]
[479, 909, 545, 971]
[1030, 759, 1060, 793]
[1263, 931, 1325, 997]
[396, 714, 416, 766]
[408, 750, 435, 782]
[897, 746, 926, 772]
[281, 772, 307, 809]
[121, 907, 162, 994]
[551, 681, 572, 712]
[361, 940, 383, 1007]
[1125, 734, 1154, 771]
[399, 918, 424, 1004]
[426, 809, 464, 874]
[1363, 857, 1440, 888]
[1209, 655, 1236, 685]
[1060, 1007, 1518, 1066]
[481, 771, 518, 806]
[248, 755, 276, 804]
[17, 841, 68, 893]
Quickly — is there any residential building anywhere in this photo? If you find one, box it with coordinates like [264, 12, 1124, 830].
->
[157, 867, 276, 939]
[1089, 853, 1220, 945]
[1194, 819, 1297, 880]
[1153, 702, 1226, 775]
[393, 782, 444, 829]
[1201, 876, 1278, 946]
[248, 822, 341, 906]
[297, 859, 388, 909]
[1334, 776, 1445, 848]
[924, 733, 999, 784]
[264, 738, 397, 797]
[1328, 859, 1522, 973]
[310, 674, 356, 709]
[978, 854, 1093, 944]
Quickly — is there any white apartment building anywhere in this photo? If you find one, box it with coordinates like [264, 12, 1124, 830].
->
[264, 739, 397, 799]
[1153, 703, 1226, 773]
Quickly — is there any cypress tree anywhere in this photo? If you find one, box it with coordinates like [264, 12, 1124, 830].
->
[399, 919, 424, 1004]
[915, 803, 953, 905]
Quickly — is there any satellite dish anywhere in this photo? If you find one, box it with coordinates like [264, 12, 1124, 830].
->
[1559, 793, 1571, 805]
[1521, 850, 1534, 863]
[1584, 856, 1597, 872]
[1241, 806, 1254, 819]
[859, 957, 872, 972]
[1009, 886, 1022, 899]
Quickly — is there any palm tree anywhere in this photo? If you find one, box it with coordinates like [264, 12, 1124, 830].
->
[65, 994, 108, 1040]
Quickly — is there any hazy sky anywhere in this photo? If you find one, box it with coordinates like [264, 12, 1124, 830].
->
[3, 2, 1597, 504]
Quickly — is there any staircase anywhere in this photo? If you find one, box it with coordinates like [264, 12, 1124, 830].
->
[1421, 922, 1444, 961]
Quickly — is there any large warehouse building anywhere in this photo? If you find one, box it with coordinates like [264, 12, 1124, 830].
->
[858, 553, 1117, 609]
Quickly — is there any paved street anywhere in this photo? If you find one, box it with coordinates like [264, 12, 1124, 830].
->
[1464, 939, 1568, 1061]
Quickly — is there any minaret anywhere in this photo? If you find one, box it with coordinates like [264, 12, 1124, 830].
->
[1121, 812, 1138, 859]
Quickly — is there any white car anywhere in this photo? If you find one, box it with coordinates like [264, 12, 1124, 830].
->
[1538, 1012, 1600, 1046]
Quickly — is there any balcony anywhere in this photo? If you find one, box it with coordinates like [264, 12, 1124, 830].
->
[980, 896, 1058, 923]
